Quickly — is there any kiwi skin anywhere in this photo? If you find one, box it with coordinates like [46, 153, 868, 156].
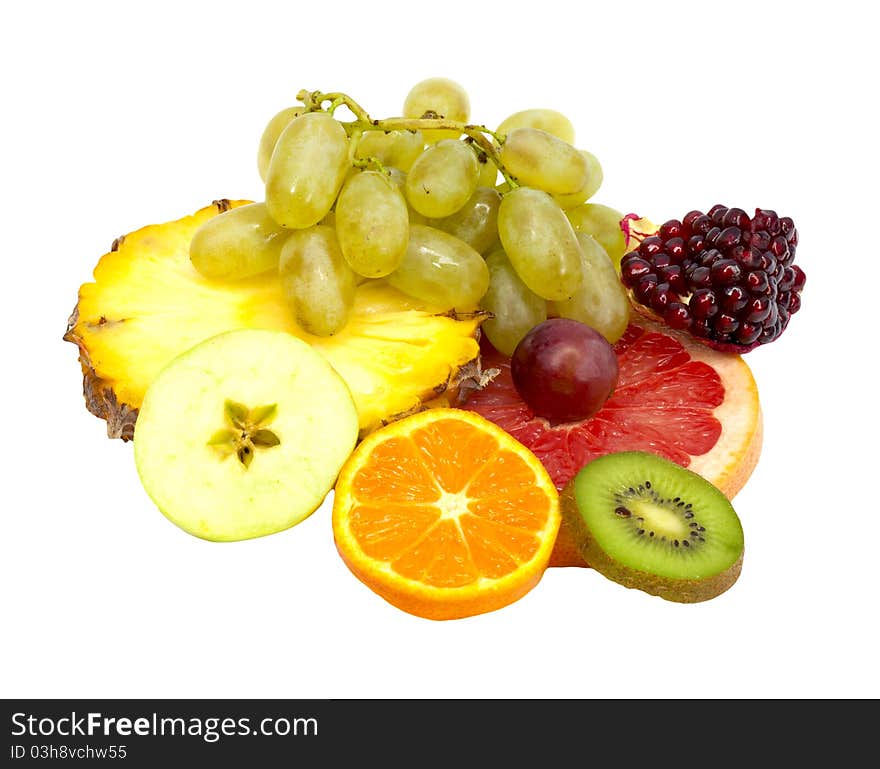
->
[559, 455, 744, 603]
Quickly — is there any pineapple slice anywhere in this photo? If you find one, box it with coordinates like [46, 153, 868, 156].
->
[65, 200, 486, 440]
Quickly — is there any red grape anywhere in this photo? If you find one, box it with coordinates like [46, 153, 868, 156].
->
[510, 318, 618, 425]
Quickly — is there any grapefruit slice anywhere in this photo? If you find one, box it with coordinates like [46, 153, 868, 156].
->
[463, 314, 762, 567]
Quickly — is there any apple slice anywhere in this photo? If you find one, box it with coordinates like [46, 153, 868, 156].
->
[133, 329, 359, 541]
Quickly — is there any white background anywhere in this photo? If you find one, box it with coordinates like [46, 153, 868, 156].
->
[2, 0, 877, 699]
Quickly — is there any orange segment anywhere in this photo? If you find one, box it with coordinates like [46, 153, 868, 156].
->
[348, 503, 439, 561]
[391, 518, 478, 588]
[468, 448, 545, 497]
[410, 417, 501, 493]
[351, 435, 440, 503]
[467, 486, 553, 530]
[459, 515, 541, 576]
[332, 408, 560, 620]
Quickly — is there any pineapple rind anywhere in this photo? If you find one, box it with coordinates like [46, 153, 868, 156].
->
[66, 201, 484, 438]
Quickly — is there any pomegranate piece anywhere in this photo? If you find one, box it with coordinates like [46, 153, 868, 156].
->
[620, 205, 805, 352]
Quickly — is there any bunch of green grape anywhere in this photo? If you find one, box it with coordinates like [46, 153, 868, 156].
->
[189, 77, 633, 348]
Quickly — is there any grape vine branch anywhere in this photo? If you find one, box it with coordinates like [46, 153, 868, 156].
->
[296, 89, 519, 187]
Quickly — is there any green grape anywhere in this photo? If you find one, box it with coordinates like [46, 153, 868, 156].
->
[477, 155, 499, 187]
[388, 168, 428, 225]
[355, 129, 425, 173]
[386, 224, 489, 310]
[497, 186, 583, 301]
[265, 111, 350, 229]
[496, 108, 576, 144]
[189, 202, 290, 280]
[499, 127, 588, 195]
[403, 77, 470, 143]
[547, 233, 630, 343]
[336, 170, 410, 278]
[278, 225, 356, 336]
[553, 150, 603, 209]
[405, 140, 479, 218]
[429, 186, 501, 255]
[257, 106, 304, 182]
[566, 202, 627, 268]
[480, 250, 547, 356]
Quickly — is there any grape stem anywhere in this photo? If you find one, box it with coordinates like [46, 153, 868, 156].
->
[297, 89, 519, 188]
[352, 156, 391, 175]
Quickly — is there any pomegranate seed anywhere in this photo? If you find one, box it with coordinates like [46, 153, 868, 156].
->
[716, 226, 742, 249]
[651, 283, 676, 313]
[692, 319, 713, 338]
[688, 265, 712, 287]
[690, 214, 713, 235]
[659, 220, 684, 239]
[745, 297, 772, 324]
[700, 249, 722, 268]
[736, 322, 762, 346]
[710, 259, 742, 285]
[749, 230, 771, 250]
[620, 255, 653, 286]
[652, 251, 673, 269]
[665, 237, 686, 261]
[759, 252, 778, 273]
[721, 285, 748, 314]
[687, 234, 707, 255]
[737, 246, 763, 270]
[658, 264, 687, 293]
[634, 275, 658, 304]
[769, 235, 789, 258]
[664, 302, 692, 329]
[722, 207, 750, 228]
[745, 270, 771, 295]
[715, 313, 739, 334]
[689, 288, 719, 319]
[682, 210, 704, 230]
[777, 307, 789, 327]
[778, 266, 796, 292]
[639, 236, 664, 258]
[709, 204, 728, 224]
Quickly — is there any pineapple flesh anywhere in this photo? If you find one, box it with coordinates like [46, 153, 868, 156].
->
[65, 200, 486, 440]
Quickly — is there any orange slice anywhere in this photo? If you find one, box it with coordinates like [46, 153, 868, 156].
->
[332, 409, 560, 620]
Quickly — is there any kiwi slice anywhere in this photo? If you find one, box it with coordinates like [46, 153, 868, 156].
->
[562, 451, 744, 602]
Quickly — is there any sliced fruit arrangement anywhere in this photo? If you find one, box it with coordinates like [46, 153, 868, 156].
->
[332, 409, 560, 620]
[64, 200, 484, 440]
[463, 315, 762, 567]
[64, 76, 804, 616]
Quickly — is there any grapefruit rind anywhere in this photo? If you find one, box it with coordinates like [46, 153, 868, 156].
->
[332, 409, 561, 620]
